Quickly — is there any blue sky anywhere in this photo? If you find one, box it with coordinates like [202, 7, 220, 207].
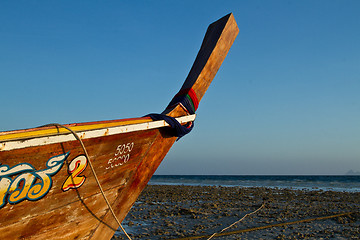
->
[1, 1, 359, 175]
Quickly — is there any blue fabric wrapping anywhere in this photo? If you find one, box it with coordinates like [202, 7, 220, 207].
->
[146, 113, 194, 140]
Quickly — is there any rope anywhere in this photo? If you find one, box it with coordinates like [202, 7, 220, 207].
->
[172, 211, 354, 240]
[207, 202, 266, 240]
[146, 87, 199, 140]
[42, 123, 132, 240]
[145, 114, 194, 140]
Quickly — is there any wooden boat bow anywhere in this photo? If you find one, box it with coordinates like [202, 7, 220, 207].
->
[0, 14, 238, 240]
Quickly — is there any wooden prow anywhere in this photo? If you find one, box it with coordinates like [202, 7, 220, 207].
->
[165, 13, 239, 117]
[0, 14, 239, 240]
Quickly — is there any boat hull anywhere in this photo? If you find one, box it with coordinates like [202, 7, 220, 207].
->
[0, 122, 178, 239]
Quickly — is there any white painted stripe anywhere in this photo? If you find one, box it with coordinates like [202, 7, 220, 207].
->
[0, 114, 196, 151]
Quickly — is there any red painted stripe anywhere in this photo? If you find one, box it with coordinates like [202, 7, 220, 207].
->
[187, 88, 199, 111]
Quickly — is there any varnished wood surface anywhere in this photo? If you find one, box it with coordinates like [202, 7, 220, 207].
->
[0, 117, 153, 142]
[0, 14, 238, 239]
[0, 130, 158, 239]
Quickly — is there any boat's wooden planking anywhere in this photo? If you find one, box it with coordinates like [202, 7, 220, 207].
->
[90, 127, 178, 239]
[0, 128, 159, 239]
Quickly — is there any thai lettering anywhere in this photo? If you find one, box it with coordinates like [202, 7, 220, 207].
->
[0, 152, 69, 208]
[62, 155, 88, 191]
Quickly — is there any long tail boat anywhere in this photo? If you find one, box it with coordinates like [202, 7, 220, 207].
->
[0, 14, 238, 239]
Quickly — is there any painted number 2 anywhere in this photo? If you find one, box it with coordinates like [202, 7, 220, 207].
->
[106, 142, 134, 170]
[62, 155, 88, 191]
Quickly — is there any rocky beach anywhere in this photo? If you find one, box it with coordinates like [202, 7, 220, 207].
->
[113, 185, 359, 239]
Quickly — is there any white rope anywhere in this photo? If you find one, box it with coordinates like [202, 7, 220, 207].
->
[207, 202, 266, 240]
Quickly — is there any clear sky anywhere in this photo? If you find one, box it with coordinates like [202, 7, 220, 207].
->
[1, 1, 359, 175]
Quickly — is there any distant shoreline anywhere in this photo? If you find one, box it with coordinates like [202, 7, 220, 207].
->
[150, 175, 360, 192]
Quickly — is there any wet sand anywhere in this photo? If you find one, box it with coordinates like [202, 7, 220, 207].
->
[112, 185, 360, 239]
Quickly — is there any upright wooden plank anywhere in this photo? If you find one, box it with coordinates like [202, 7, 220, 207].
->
[165, 13, 239, 117]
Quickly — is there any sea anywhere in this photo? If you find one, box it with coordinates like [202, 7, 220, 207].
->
[149, 175, 360, 192]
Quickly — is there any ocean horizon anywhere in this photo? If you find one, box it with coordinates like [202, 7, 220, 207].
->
[149, 175, 360, 192]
